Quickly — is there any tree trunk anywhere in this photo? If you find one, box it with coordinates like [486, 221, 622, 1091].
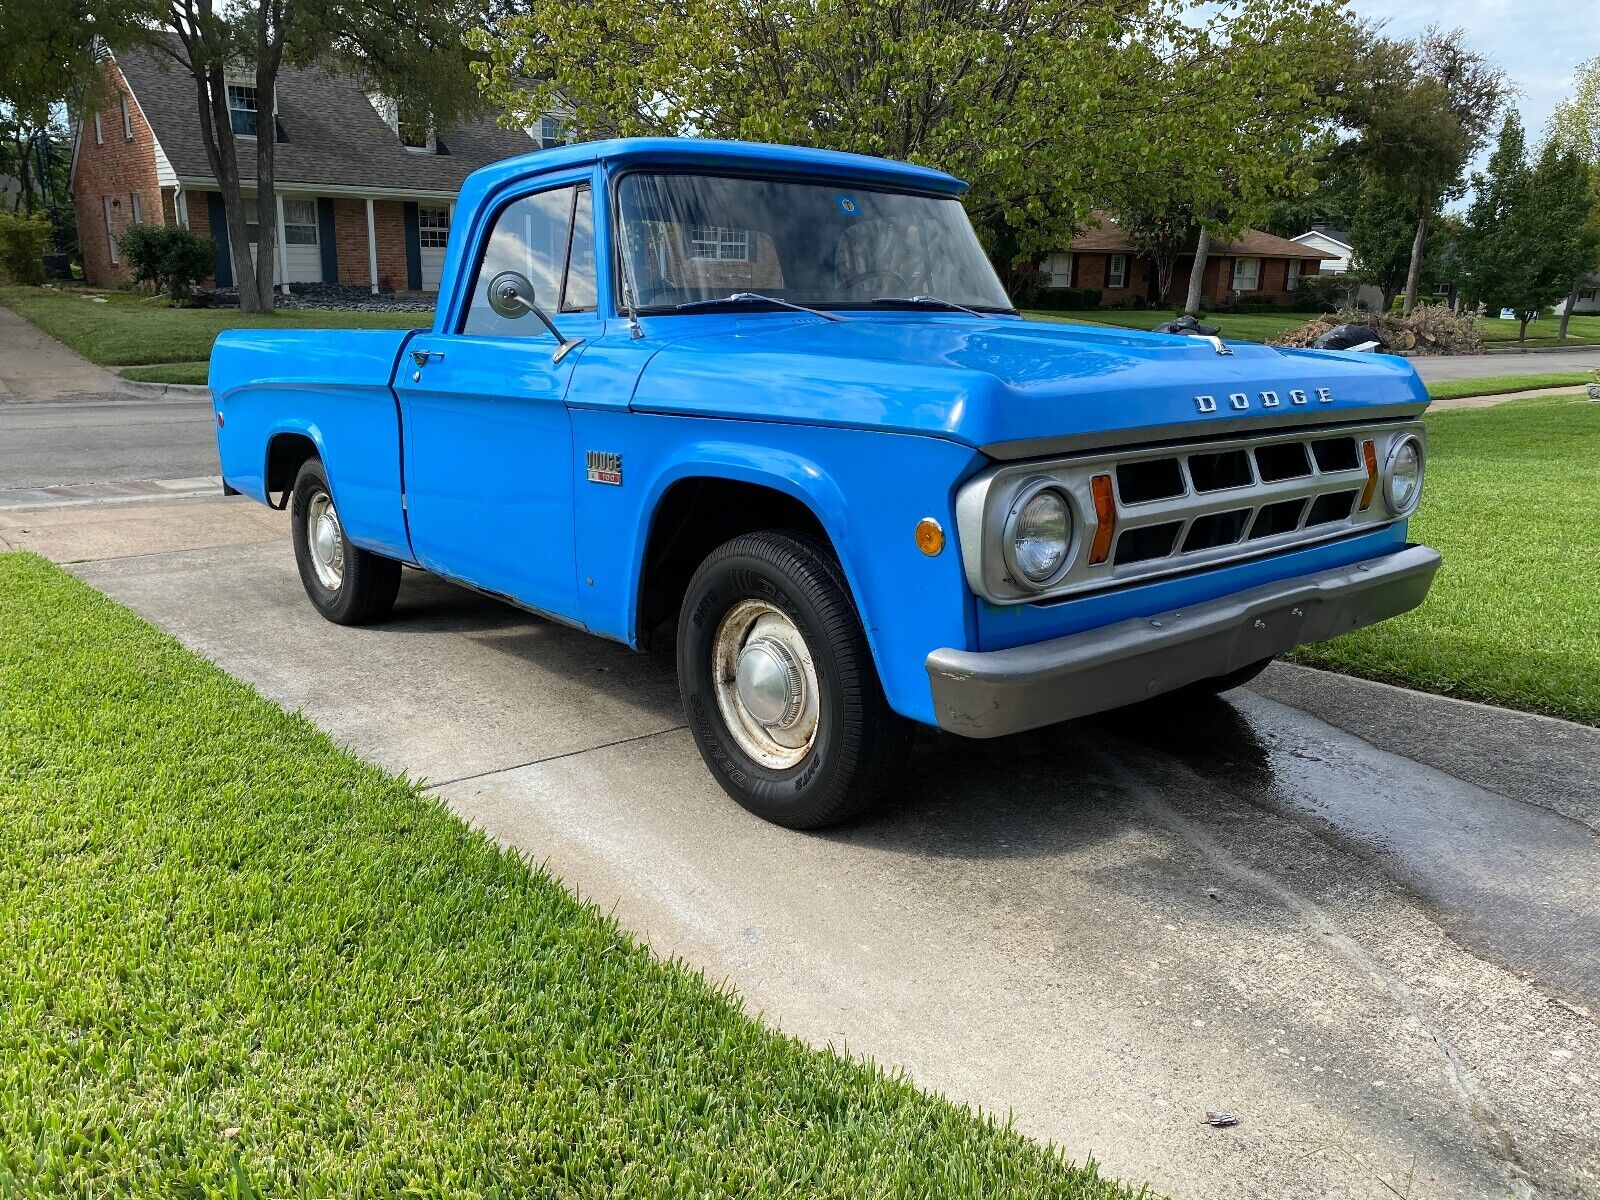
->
[250, 5, 285, 314]
[1184, 228, 1211, 315]
[1559, 277, 1580, 340]
[1402, 205, 1429, 316]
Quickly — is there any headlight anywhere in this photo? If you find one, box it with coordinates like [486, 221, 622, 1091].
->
[1003, 481, 1073, 586]
[1384, 435, 1424, 516]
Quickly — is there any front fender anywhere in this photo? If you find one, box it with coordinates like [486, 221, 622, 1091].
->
[570, 408, 985, 725]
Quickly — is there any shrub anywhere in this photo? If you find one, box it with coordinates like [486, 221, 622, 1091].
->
[0, 211, 52, 285]
[118, 224, 215, 303]
[1291, 274, 1357, 313]
[1037, 286, 1103, 310]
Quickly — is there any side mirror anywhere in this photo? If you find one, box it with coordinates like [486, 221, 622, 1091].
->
[485, 270, 584, 364]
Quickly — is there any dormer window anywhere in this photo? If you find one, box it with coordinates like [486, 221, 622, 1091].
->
[397, 99, 435, 153]
[227, 84, 259, 137]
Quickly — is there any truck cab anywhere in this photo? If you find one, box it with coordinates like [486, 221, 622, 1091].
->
[211, 137, 1439, 829]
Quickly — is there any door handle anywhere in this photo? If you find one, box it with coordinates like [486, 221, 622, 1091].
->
[411, 349, 444, 368]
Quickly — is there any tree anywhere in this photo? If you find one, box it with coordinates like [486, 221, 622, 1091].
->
[1460, 112, 1596, 343]
[475, 0, 1350, 296]
[1349, 181, 1437, 310]
[110, 0, 493, 312]
[1546, 56, 1600, 339]
[1340, 26, 1510, 315]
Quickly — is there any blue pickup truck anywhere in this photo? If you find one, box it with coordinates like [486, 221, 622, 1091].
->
[212, 137, 1439, 828]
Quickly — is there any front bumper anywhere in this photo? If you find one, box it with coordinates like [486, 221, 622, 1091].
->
[926, 543, 1441, 737]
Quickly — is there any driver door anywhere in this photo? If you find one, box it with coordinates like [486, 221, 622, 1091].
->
[395, 182, 601, 622]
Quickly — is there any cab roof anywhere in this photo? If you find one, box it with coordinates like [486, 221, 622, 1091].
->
[461, 137, 968, 197]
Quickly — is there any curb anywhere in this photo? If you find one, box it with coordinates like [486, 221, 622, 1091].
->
[1478, 342, 1600, 356]
[114, 377, 212, 401]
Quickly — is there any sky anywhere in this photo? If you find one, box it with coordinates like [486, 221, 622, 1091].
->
[1345, 0, 1599, 174]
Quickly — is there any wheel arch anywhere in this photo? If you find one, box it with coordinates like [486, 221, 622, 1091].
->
[262, 424, 330, 507]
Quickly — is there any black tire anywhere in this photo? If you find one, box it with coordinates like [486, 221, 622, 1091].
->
[677, 531, 912, 829]
[289, 458, 401, 626]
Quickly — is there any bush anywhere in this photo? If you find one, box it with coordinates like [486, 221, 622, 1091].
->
[1290, 274, 1357, 313]
[1222, 296, 1292, 313]
[0, 211, 52, 285]
[118, 223, 214, 303]
[1037, 286, 1103, 310]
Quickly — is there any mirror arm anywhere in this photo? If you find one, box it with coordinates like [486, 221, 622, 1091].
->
[504, 291, 584, 364]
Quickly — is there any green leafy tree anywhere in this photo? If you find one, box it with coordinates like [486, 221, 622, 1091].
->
[1546, 56, 1600, 339]
[1461, 112, 1596, 343]
[1339, 26, 1510, 314]
[475, 0, 1349, 299]
[106, 0, 493, 312]
[1349, 182, 1437, 310]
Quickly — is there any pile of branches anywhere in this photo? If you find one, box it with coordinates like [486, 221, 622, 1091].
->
[1270, 304, 1486, 355]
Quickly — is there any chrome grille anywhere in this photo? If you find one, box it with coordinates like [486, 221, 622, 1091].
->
[955, 419, 1424, 605]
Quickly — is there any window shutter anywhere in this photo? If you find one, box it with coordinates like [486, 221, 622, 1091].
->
[206, 192, 233, 288]
[317, 198, 338, 284]
[403, 202, 422, 291]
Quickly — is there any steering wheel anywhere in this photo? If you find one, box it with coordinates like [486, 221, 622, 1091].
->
[841, 266, 911, 297]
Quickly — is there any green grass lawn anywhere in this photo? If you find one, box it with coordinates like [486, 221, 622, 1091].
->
[1426, 372, 1592, 402]
[1290, 395, 1600, 725]
[0, 553, 1141, 1199]
[1479, 313, 1600, 347]
[1025, 308, 1317, 343]
[0, 285, 428, 367]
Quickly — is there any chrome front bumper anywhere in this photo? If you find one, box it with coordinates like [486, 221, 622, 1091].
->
[925, 544, 1441, 737]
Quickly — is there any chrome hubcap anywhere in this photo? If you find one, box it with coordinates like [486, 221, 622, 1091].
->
[712, 600, 820, 769]
[306, 490, 344, 591]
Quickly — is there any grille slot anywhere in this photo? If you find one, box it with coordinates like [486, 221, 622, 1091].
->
[1249, 498, 1308, 539]
[1116, 458, 1185, 504]
[1306, 489, 1358, 527]
[1182, 509, 1251, 553]
[1311, 437, 1360, 473]
[1115, 522, 1182, 565]
[1255, 441, 1312, 482]
[1188, 449, 1253, 492]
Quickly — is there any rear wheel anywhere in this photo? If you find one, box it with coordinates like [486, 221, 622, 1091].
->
[677, 531, 911, 829]
[290, 459, 401, 625]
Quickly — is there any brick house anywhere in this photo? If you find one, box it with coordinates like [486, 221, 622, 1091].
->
[70, 37, 559, 294]
[1040, 212, 1330, 308]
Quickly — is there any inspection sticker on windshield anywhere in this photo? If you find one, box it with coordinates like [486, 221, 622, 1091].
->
[836, 195, 860, 217]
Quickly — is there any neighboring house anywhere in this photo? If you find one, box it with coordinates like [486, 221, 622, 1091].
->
[1556, 274, 1600, 316]
[1291, 226, 1384, 310]
[1041, 212, 1328, 308]
[69, 36, 567, 294]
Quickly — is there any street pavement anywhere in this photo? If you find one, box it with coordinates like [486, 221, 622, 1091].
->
[1409, 346, 1600, 381]
[4, 309, 1599, 1198]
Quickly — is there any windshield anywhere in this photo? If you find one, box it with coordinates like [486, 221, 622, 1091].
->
[615, 172, 1013, 314]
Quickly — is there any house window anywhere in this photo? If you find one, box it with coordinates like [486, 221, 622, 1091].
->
[537, 115, 567, 149]
[1043, 252, 1073, 288]
[93, 111, 103, 145]
[227, 84, 259, 137]
[1286, 259, 1301, 291]
[398, 100, 433, 151]
[130, 193, 143, 225]
[103, 197, 119, 265]
[121, 94, 133, 140]
[418, 206, 450, 249]
[1232, 257, 1262, 291]
[687, 226, 752, 262]
[1108, 254, 1127, 289]
[283, 198, 318, 246]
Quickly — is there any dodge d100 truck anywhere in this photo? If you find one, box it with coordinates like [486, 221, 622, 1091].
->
[212, 137, 1439, 829]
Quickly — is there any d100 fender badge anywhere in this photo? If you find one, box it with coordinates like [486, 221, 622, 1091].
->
[586, 450, 623, 485]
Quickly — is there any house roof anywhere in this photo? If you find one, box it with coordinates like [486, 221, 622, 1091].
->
[1293, 226, 1353, 251]
[1069, 211, 1328, 260]
[111, 35, 535, 197]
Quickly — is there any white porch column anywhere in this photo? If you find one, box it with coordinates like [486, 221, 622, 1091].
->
[365, 198, 379, 295]
[274, 192, 290, 295]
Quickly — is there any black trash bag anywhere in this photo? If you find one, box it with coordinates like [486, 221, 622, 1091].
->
[1313, 323, 1387, 352]
[1154, 314, 1221, 336]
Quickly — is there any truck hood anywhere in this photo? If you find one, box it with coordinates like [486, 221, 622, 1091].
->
[630, 315, 1429, 455]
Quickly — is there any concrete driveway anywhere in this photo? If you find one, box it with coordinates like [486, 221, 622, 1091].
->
[4, 497, 1594, 1200]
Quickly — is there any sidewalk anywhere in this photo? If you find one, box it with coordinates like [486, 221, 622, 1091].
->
[0, 304, 137, 403]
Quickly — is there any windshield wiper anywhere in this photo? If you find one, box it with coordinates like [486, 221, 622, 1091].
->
[675, 292, 846, 322]
[870, 294, 996, 318]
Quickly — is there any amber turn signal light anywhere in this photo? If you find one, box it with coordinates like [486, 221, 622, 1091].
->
[1359, 439, 1379, 511]
[1088, 473, 1116, 565]
[915, 517, 945, 556]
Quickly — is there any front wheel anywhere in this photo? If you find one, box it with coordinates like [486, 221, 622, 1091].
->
[289, 459, 401, 625]
[677, 532, 911, 829]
